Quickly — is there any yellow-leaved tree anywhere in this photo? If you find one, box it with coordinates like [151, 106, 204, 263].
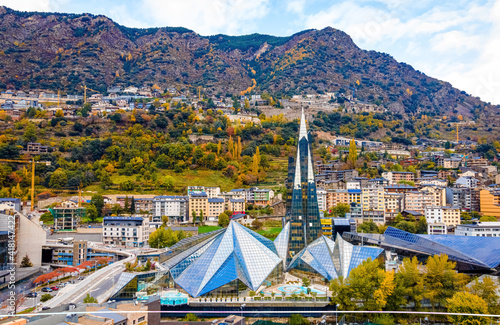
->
[447, 292, 488, 325]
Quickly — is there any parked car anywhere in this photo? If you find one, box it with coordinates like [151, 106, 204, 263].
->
[41, 287, 52, 292]
[50, 286, 59, 291]
[78, 277, 84, 280]
[26, 292, 37, 298]
[41, 306, 51, 310]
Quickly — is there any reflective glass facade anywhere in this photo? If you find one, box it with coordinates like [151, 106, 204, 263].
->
[285, 109, 322, 266]
[165, 221, 282, 297]
[287, 235, 383, 281]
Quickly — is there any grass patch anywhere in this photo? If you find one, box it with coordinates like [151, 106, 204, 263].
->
[18, 307, 35, 314]
[198, 225, 222, 234]
[257, 227, 282, 240]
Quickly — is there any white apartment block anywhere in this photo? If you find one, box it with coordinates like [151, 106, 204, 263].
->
[317, 189, 327, 211]
[455, 222, 500, 237]
[103, 216, 150, 247]
[424, 206, 460, 227]
[153, 196, 189, 222]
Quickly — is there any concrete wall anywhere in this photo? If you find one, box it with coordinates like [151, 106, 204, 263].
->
[18, 214, 46, 267]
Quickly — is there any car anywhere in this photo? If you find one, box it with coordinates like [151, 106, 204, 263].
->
[50, 286, 59, 291]
[78, 276, 84, 280]
[26, 292, 37, 298]
[41, 287, 52, 292]
[41, 306, 51, 310]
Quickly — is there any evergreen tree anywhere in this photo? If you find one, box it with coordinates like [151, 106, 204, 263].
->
[130, 197, 136, 214]
[20, 254, 33, 267]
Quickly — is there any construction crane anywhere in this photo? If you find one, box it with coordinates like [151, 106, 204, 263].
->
[0, 159, 51, 211]
[80, 84, 100, 103]
[456, 124, 459, 143]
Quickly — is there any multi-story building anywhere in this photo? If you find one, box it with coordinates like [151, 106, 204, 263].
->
[437, 157, 462, 169]
[382, 171, 415, 184]
[220, 190, 246, 202]
[50, 200, 86, 230]
[320, 217, 356, 240]
[417, 178, 447, 187]
[188, 192, 208, 220]
[324, 169, 359, 182]
[479, 189, 500, 218]
[385, 184, 418, 194]
[465, 157, 489, 167]
[361, 185, 384, 212]
[0, 198, 21, 212]
[187, 186, 221, 198]
[103, 216, 150, 247]
[153, 196, 189, 223]
[227, 199, 245, 215]
[384, 192, 404, 221]
[455, 176, 479, 188]
[428, 223, 448, 235]
[363, 210, 385, 225]
[317, 188, 327, 211]
[425, 206, 461, 227]
[207, 198, 225, 221]
[134, 198, 154, 214]
[404, 190, 442, 213]
[252, 189, 274, 205]
[455, 221, 500, 237]
[0, 204, 46, 267]
[41, 240, 118, 266]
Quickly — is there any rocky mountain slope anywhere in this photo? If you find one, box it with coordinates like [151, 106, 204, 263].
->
[0, 6, 493, 116]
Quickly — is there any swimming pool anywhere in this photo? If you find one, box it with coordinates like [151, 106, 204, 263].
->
[277, 285, 325, 295]
[160, 291, 189, 306]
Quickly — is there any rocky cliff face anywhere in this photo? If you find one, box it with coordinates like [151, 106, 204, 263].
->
[0, 6, 491, 116]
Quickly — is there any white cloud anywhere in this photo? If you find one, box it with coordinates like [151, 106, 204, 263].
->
[140, 0, 271, 35]
[286, 0, 305, 15]
[303, 0, 500, 104]
[0, 0, 55, 11]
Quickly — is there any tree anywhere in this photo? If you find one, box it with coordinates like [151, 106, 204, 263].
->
[249, 291, 256, 298]
[83, 293, 98, 303]
[23, 123, 38, 142]
[289, 314, 310, 325]
[348, 139, 357, 167]
[218, 213, 230, 227]
[40, 293, 53, 302]
[182, 314, 199, 321]
[424, 254, 468, 310]
[479, 215, 497, 222]
[395, 220, 417, 233]
[447, 292, 488, 325]
[86, 204, 99, 223]
[330, 203, 350, 217]
[251, 219, 263, 230]
[49, 168, 68, 188]
[468, 276, 500, 314]
[191, 211, 197, 224]
[387, 256, 424, 311]
[416, 216, 428, 234]
[130, 197, 136, 214]
[90, 194, 105, 218]
[124, 196, 130, 212]
[302, 277, 310, 288]
[252, 146, 261, 175]
[20, 254, 33, 267]
[237, 136, 242, 159]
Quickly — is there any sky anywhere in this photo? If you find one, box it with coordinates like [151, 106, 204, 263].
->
[1, 0, 499, 105]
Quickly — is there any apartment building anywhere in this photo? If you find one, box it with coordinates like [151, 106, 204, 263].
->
[152, 196, 189, 223]
[361, 185, 385, 212]
[317, 188, 327, 211]
[455, 222, 500, 237]
[437, 157, 461, 169]
[227, 199, 245, 214]
[479, 189, 500, 218]
[252, 189, 274, 205]
[207, 198, 225, 221]
[425, 206, 461, 228]
[382, 171, 415, 184]
[50, 200, 85, 230]
[384, 192, 404, 221]
[103, 216, 150, 247]
[404, 190, 442, 213]
[188, 192, 208, 220]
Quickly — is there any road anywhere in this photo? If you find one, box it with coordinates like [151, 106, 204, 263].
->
[43, 250, 135, 308]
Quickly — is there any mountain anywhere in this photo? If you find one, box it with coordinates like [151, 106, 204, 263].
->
[0, 6, 493, 116]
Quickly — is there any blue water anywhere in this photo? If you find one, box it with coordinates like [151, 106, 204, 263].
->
[277, 285, 325, 295]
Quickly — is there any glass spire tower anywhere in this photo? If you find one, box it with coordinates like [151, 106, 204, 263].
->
[284, 108, 322, 266]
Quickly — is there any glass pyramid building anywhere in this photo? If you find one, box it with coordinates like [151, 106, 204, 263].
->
[284, 108, 322, 265]
[168, 221, 282, 297]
